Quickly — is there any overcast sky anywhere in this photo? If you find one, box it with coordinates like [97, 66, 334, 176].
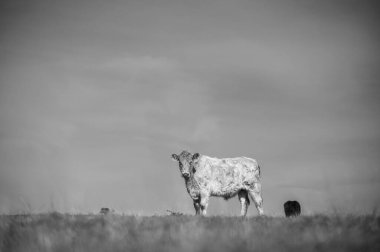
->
[1, 0, 379, 215]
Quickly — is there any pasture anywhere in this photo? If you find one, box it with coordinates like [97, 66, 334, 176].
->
[1, 213, 379, 252]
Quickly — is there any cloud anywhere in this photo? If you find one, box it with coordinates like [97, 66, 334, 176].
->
[102, 55, 177, 74]
[91, 55, 222, 145]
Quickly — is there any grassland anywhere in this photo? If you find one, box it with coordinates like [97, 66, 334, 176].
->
[1, 213, 379, 252]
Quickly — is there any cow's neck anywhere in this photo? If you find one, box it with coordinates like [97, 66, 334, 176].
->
[184, 173, 200, 200]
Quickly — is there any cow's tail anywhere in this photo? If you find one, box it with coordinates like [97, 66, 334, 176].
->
[258, 165, 261, 176]
[257, 164, 261, 180]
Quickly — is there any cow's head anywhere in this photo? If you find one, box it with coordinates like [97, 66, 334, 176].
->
[171, 151, 200, 179]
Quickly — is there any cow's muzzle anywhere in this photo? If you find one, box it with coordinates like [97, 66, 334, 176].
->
[182, 172, 190, 178]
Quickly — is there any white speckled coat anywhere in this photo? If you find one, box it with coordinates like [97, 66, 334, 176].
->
[172, 151, 263, 216]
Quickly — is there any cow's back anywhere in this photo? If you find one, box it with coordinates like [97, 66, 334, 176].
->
[194, 156, 260, 198]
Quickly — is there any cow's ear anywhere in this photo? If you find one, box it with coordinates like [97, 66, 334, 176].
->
[192, 153, 200, 161]
[171, 154, 179, 161]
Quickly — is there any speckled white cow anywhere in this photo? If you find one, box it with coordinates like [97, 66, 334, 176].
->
[171, 150, 263, 216]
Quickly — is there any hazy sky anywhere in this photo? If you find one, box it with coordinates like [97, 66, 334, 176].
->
[1, 0, 379, 215]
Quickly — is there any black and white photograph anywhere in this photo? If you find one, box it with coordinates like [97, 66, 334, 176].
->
[1, 0, 379, 251]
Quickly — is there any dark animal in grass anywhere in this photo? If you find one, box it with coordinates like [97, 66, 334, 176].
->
[284, 201, 301, 217]
[100, 208, 110, 215]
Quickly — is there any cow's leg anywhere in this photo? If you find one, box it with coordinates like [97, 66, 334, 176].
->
[248, 183, 264, 215]
[199, 194, 210, 216]
[238, 190, 250, 217]
[193, 199, 201, 215]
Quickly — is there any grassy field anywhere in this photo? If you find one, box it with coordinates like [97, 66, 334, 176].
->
[1, 213, 379, 252]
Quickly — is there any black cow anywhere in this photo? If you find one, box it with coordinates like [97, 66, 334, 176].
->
[100, 207, 110, 215]
[284, 201, 301, 217]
